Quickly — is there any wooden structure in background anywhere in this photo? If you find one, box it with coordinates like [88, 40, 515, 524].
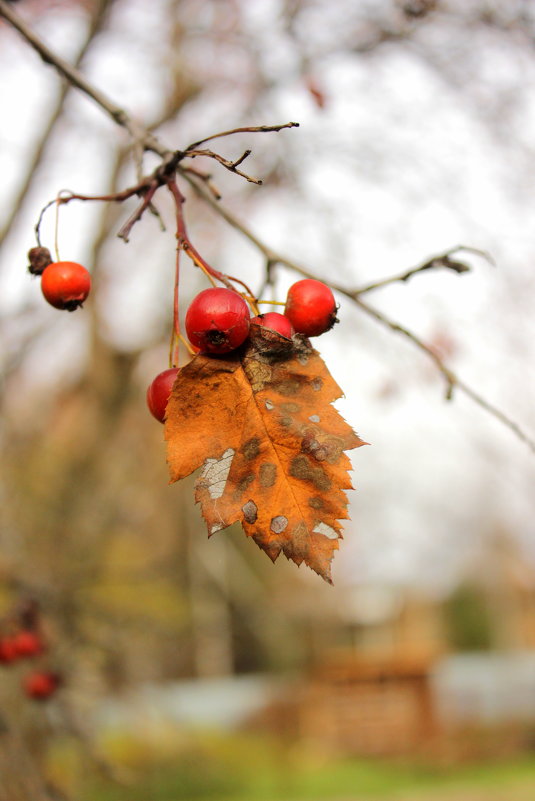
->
[296, 652, 438, 756]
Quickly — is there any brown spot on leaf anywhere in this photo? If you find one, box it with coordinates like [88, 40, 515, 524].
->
[242, 437, 260, 460]
[311, 377, 323, 391]
[308, 497, 324, 510]
[300, 431, 346, 464]
[259, 463, 277, 488]
[242, 500, 258, 524]
[285, 522, 309, 561]
[233, 472, 255, 499]
[281, 402, 300, 414]
[301, 432, 321, 454]
[277, 416, 293, 428]
[314, 447, 328, 461]
[270, 515, 288, 533]
[244, 360, 273, 392]
[275, 378, 300, 396]
[315, 436, 346, 464]
[289, 454, 331, 491]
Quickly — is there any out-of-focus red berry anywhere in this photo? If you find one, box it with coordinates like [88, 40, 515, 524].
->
[12, 630, 45, 659]
[23, 671, 61, 701]
[0, 637, 19, 665]
[146, 368, 180, 423]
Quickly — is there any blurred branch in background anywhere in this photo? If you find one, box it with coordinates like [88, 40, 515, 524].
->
[0, 0, 114, 247]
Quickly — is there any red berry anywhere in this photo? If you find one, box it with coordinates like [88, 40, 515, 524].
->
[12, 630, 44, 659]
[284, 279, 338, 337]
[0, 637, 19, 665]
[23, 671, 60, 701]
[41, 261, 91, 311]
[185, 288, 250, 354]
[250, 312, 294, 338]
[146, 368, 180, 423]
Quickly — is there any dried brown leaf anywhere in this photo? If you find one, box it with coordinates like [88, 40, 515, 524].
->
[165, 327, 366, 582]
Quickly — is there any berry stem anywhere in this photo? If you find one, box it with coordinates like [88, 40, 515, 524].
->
[257, 299, 285, 306]
[243, 295, 260, 316]
[168, 330, 176, 368]
[180, 333, 197, 356]
[170, 242, 181, 368]
[166, 178, 261, 314]
[195, 260, 218, 288]
[166, 177, 259, 313]
[53, 195, 61, 261]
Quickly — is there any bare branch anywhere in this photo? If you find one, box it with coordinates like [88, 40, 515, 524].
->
[185, 148, 263, 184]
[0, 0, 114, 247]
[117, 181, 159, 242]
[180, 166, 222, 199]
[185, 121, 300, 152]
[0, 0, 168, 159]
[354, 246, 495, 295]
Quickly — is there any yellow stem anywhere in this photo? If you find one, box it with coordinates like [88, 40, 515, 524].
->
[168, 330, 177, 368]
[247, 297, 260, 316]
[54, 196, 61, 261]
[257, 299, 285, 306]
[179, 332, 197, 356]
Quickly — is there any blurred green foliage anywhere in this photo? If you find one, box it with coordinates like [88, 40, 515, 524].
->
[444, 585, 494, 651]
[80, 734, 535, 801]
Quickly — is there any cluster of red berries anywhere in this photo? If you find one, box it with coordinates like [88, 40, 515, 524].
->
[28, 247, 91, 311]
[0, 603, 61, 702]
[146, 278, 337, 423]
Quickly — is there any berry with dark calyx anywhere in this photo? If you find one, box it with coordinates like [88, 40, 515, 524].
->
[12, 630, 45, 659]
[41, 261, 91, 311]
[23, 671, 61, 701]
[284, 279, 338, 337]
[185, 288, 250, 354]
[250, 312, 294, 338]
[28, 246, 52, 276]
[147, 367, 180, 423]
[0, 637, 18, 665]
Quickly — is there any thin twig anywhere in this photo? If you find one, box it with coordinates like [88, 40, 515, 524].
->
[185, 121, 300, 152]
[35, 186, 143, 245]
[180, 166, 222, 199]
[117, 181, 159, 242]
[354, 294, 535, 451]
[354, 246, 495, 295]
[166, 179, 236, 292]
[185, 148, 263, 184]
[35, 180, 163, 245]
